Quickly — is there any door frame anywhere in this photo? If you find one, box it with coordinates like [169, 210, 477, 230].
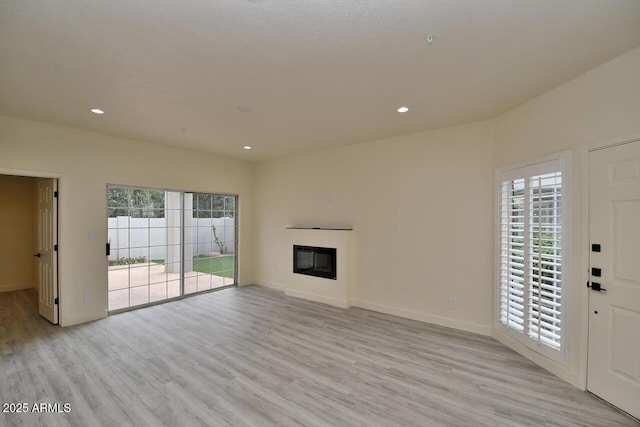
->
[0, 167, 63, 324]
[580, 132, 640, 392]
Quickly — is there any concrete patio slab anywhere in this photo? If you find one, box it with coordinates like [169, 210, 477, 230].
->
[108, 263, 232, 310]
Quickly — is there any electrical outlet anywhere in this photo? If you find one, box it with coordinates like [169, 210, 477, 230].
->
[449, 297, 457, 309]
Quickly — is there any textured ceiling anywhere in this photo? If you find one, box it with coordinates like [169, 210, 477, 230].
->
[1, 0, 640, 161]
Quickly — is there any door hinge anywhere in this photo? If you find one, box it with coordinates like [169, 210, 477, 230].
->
[54, 297, 59, 305]
[54, 244, 58, 251]
[54, 191, 59, 198]
[106, 242, 111, 256]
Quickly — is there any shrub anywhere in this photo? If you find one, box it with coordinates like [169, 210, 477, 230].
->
[108, 256, 148, 266]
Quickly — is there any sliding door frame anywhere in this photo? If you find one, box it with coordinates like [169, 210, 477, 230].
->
[107, 184, 239, 314]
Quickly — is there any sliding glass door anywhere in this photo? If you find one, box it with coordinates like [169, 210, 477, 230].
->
[184, 193, 237, 295]
[107, 186, 237, 312]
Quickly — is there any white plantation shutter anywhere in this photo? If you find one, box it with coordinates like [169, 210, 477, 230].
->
[528, 172, 563, 350]
[499, 177, 526, 332]
[497, 156, 569, 364]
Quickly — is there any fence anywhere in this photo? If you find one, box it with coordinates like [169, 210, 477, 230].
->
[107, 216, 235, 262]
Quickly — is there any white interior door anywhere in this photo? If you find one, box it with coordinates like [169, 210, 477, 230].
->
[36, 178, 58, 324]
[588, 140, 640, 419]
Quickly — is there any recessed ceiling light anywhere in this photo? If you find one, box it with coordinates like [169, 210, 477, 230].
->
[243, 145, 252, 150]
[397, 106, 409, 113]
[90, 108, 105, 115]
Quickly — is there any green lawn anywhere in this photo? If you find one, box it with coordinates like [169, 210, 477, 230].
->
[152, 255, 235, 279]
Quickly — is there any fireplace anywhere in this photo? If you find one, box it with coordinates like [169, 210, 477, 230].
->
[285, 228, 352, 307]
[293, 245, 337, 280]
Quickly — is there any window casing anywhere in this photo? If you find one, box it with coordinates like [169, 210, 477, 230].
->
[496, 154, 570, 364]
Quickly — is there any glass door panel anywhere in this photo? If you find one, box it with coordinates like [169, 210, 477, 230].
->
[108, 187, 182, 311]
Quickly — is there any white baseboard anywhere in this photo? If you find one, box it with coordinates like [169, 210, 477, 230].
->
[351, 299, 492, 336]
[285, 289, 351, 309]
[253, 284, 491, 335]
[492, 328, 581, 389]
[257, 281, 286, 291]
[60, 312, 107, 327]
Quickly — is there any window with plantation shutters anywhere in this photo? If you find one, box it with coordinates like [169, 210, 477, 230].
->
[497, 155, 569, 364]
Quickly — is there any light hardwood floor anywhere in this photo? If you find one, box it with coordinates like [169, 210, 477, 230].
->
[1, 286, 636, 427]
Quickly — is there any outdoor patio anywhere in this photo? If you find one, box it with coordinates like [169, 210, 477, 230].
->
[108, 262, 233, 310]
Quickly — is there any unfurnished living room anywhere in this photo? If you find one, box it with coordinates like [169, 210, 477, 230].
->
[1, 1, 640, 426]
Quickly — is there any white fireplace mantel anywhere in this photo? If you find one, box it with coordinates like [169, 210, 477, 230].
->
[284, 227, 353, 308]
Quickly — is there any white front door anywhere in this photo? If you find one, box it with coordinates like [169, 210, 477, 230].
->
[588, 140, 640, 419]
[36, 178, 58, 324]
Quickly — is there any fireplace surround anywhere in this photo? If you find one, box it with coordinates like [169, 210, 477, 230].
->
[284, 227, 353, 308]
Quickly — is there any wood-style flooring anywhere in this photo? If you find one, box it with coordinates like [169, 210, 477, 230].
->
[1, 286, 636, 426]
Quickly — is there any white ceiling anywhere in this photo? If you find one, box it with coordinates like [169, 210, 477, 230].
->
[1, 1, 640, 162]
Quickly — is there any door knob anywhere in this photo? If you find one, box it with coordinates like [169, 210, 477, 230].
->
[33, 253, 41, 258]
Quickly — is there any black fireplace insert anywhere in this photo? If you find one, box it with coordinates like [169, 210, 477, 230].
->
[293, 245, 337, 280]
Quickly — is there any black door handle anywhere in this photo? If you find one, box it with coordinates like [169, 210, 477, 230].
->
[587, 281, 607, 292]
[33, 253, 41, 258]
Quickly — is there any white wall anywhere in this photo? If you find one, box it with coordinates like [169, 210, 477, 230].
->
[494, 46, 640, 388]
[0, 116, 254, 326]
[254, 120, 495, 335]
